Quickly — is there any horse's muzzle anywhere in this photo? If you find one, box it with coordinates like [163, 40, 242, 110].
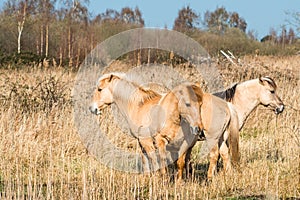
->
[190, 126, 202, 136]
[275, 104, 284, 115]
[89, 104, 101, 115]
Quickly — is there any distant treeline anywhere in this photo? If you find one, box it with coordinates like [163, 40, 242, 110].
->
[0, 0, 299, 68]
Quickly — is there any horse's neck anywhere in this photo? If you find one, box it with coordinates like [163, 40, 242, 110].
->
[113, 92, 141, 137]
[112, 80, 161, 132]
[233, 81, 260, 129]
[113, 81, 137, 119]
[114, 97, 131, 122]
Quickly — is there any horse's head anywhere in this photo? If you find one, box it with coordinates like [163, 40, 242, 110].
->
[89, 73, 121, 115]
[174, 83, 204, 135]
[258, 76, 284, 114]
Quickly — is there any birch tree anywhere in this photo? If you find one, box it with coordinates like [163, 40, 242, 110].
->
[3, 0, 35, 54]
[173, 6, 199, 32]
[36, 0, 56, 57]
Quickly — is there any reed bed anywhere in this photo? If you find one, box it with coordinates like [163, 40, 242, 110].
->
[0, 56, 299, 199]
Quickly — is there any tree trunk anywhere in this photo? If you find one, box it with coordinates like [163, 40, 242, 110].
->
[17, 0, 27, 54]
[36, 38, 39, 54]
[59, 46, 63, 67]
[40, 25, 44, 55]
[17, 23, 24, 54]
[45, 24, 49, 57]
[68, 26, 73, 67]
[76, 46, 80, 68]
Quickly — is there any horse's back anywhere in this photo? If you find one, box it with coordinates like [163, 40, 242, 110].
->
[201, 93, 230, 134]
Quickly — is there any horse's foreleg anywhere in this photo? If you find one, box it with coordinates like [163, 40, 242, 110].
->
[207, 144, 219, 180]
[176, 152, 187, 182]
[140, 149, 151, 173]
[138, 138, 159, 173]
[154, 135, 168, 175]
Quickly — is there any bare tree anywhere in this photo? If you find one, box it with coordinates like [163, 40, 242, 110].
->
[60, 0, 89, 67]
[4, 0, 35, 53]
[286, 11, 300, 36]
[279, 26, 287, 46]
[4, 0, 29, 53]
[36, 0, 56, 57]
[100, 9, 120, 23]
[173, 6, 199, 32]
[287, 27, 296, 44]
[17, 1, 27, 54]
[204, 7, 229, 34]
[247, 29, 257, 40]
[204, 7, 247, 34]
[133, 7, 144, 26]
[229, 12, 247, 32]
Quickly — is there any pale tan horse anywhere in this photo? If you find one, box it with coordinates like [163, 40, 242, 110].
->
[89, 72, 204, 174]
[183, 76, 284, 180]
[176, 92, 240, 181]
[214, 76, 284, 130]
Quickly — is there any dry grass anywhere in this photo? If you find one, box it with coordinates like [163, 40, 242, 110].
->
[0, 56, 299, 199]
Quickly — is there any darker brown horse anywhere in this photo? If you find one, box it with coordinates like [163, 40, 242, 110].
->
[175, 92, 240, 181]
[89, 72, 204, 174]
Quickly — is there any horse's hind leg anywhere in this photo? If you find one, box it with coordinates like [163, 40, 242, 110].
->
[176, 151, 187, 182]
[184, 147, 194, 179]
[219, 143, 231, 172]
[219, 133, 231, 173]
[207, 144, 219, 180]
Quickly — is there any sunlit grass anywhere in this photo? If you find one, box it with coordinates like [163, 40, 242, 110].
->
[0, 56, 299, 199]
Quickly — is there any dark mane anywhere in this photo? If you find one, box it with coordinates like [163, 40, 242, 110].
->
[213, 83, 238, 102]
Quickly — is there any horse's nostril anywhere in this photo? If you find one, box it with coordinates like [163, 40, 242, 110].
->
[275, 105, 284, 114]
[89, 105, 98, 114]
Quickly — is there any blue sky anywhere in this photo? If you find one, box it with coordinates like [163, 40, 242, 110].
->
[1, 0, 299, 39]
[88, 0, 299, 39]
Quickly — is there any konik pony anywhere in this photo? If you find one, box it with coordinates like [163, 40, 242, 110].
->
[184, 76, 284, 180]
[89, 72, 204, 174]
[180, 92, 240, 180]
[214, 76, 284, 130]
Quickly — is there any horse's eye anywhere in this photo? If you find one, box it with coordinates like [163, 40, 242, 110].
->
[98, 88, 102, 92]
[185, 103, 191, 107]
[270, 90, 275, 94]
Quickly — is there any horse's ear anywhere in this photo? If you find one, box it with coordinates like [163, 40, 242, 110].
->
[259, 76, 277, 89]
[109, 74, 114, 82]
[194, 82, 201, 88]
[191, 84, 204, 103]
[107, 74, 119, 82]
[259, 77, 266, 85]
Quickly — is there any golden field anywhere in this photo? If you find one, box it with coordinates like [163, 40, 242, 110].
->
[0, 55, 299, 199]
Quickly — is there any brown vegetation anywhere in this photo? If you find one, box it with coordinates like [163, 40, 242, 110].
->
[1, 1, 299, 69]
[0, 55, 299, 199]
